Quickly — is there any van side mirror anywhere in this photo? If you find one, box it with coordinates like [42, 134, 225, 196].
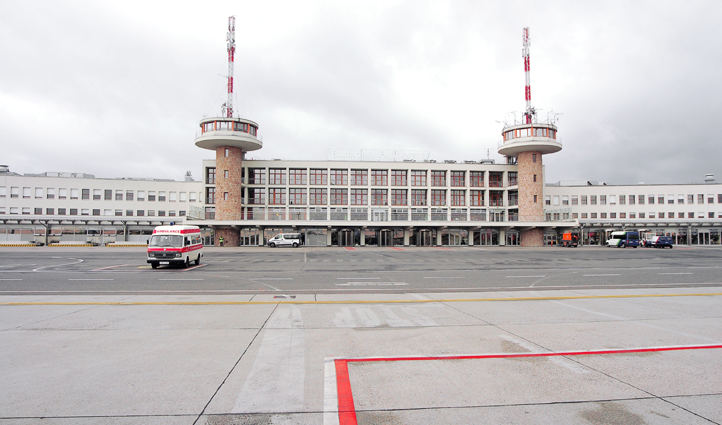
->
[146, 239, 149, 245]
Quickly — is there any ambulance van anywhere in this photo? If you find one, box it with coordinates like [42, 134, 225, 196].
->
[146, 225, 203, 268]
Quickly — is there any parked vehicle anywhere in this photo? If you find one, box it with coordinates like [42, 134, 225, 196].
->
[268, 233, 302, 248]
[643, 235, 674, 248]
[560, 232, 578, 247]
[606, 231, 640, 248]
[147, 225, 203, 268]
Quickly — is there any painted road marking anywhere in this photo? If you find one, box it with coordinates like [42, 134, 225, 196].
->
[583, 273, 621, 277]
[423, 276, 464, 279]
[506, 275, 546, 278]
[336, 282, 408, 287]
[33, 258, 83, 271]
[329, 343, 722, 425]
[92, 264, 133, 271]
[68, 278, 114, 281]
[182, 263, 208, 271]
[157, 278, 204, 281]
[3, 292, 720, 306]
[659, 272, 694, 275]
[251, 277, 293, 281]
[336, 277, 380, 280]
[0, 278, 22, 281]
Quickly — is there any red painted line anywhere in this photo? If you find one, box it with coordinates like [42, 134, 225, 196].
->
[392, 247, 404, 251]
[335, 359, 357, 425]
[334, 344, 722, 425]
[344, 247, 356, 251]
[181, 263, 208, 272]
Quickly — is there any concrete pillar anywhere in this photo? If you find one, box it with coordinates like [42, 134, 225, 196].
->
[327, 229, 332, 247]
[436, 230, 443, 246]
[259, 228, 265, 246]
[403, 229, 410, 246]
[468, 230, 474, 246]
[688, 225, 692, 246]
[360, 230, 365, 246]
[499, 229, 506, 246]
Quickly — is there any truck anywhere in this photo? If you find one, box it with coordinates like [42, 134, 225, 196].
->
[605, 231, 640, 248]
[146, 225, 203, 269]
[560, 232, 578, 247]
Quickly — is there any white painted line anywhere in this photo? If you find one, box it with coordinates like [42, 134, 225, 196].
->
[659, 272, 693, 275]
[336, 282, 408, 286]
[423, 276, 464, 279]
[506, 275, 546, 278]
[250, 277, 292, 281]
[583, 274, 621, 277]
[260, 283, 282, 291]
[68, 278, 114, 281]
[33, 258, 84, 271]
[323, 359, 340, 425]
[336, 277, 380, 280]
[0, 278, 22, 281]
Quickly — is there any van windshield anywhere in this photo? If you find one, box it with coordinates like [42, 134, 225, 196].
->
[149, 235, 183, 248]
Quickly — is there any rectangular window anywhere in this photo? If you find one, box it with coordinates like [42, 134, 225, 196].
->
[562, 195, 569, 206]
[206, 187, 215, 204]
[508, 172, 518, 186]
[391, 170, 408, 186]
[148, 191, 156, 201]
[688, 194, 694, 204]
[58, 188, 68, 199]
[350, 189, 368, 205]
[136, 210, 144, 217]
[158, 191, 166, 202]
[657, 195, 664, 204]
[590, 195, 597, 205]
[46, 208, 54, 215]
[104, 189, 112, 200]
[330, 188, 348, 205]
[667, 195, 674, 204]
[371, 189, 388, 205]
[600, 213, 607, 219]
[269, 168, 286, 185]
[638, 195, 644, 205]
[69, 208, 78, 215]
[0, 187, 5, 198]
[581, 195, 588, 205]
[46, 188, 55, 199]
[58, 208, 66, 215]
[546, 195, 551, 206]
[34, 207, 42, 215]
[571, 195, 578, 205]
[169, 192, 177, 202]
[223, 192, 229, 201]
[206, 167, 216, 184]
[309, 188, 327, 205]
[248, 188, 265, 205]
[431, 189, 446, 206]
[629, 195, 635, 205]
[126, 191, 134, 201]
[22, 187, 31, 198]
[411, 170, 427, 186]
[450, 190, 465, 206]
[469, 171, 484, 187]
[350, 169, 368, 186]
[411, 189, 427, 206]
[391, 189, 407, 206]
[158, 210, 166, 217]
[371, 169, 388, 186]
[330, 169, 348, 185]
[115, 191, 124, 201]
[619, 195, 626, 205]
[250, 168, 266, 185]
[289, 188, 306, 205]
[289, 168, 307, 185]
[489, 191, 503, 207]
[708, 194, 715, 204]
[91, 189, 100, 200]
[310, 169, 328, 185]
[648, 195, 655, 204]
[179, 192, 187, 202]
[489, 172, 503, 187]
[470, 190, 484, 206]
[91, 209, 99, 216]
[677, 194, 684, 204]
[268, 188, 286, 205]
[450, 171, 465, 187]
[35, 187, 44, 198]
[431, 171, 446, 186]
[70, 188, 79, 199]
[600, 195, 606, 205]
[10, 187, 20, 198]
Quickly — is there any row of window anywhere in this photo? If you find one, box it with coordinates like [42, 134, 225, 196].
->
[570, 211, 722, 220]
[0, 207, 187, 217]
[0, 187, 199, 202]
[203, 207, 513, 222]
[208, 168, 515, 187]
[208, 188, 514, 207]
[546, 193, 722, 207]
[200, 120, 258, 136]
[502, 126, 557, 141]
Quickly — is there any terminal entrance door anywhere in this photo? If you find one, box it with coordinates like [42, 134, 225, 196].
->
[698, 230, 710, 245]
[378, 229, 393, 246]
[338, 229, 354, 247]
[417, 229, 433, 246]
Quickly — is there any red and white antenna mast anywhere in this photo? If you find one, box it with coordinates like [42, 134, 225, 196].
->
[522, 27, 535, 124]
[222, 16, 236, 118]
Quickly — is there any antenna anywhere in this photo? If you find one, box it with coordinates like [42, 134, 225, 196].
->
[522, 27, 535, 124]
[222, 16, 236, 118]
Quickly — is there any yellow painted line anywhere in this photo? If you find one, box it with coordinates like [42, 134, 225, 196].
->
[1, 292, 720, 306]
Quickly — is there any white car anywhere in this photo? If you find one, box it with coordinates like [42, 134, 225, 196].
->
[268, 233, 302, 248]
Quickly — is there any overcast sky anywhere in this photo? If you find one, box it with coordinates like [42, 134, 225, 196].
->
[1, 0, 721, 185]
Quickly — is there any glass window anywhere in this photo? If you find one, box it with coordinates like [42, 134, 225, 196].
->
[310, 169, 328, 185]
[70, 188, 79, 199]
[309, 188, 327, 205]
[371, 189, 388, 205]
[350, 169, 368, 186]
[46, 188, 55, 199]
[330, 169, 348, 185]
[126, 191, 134, 201]
[450, 190, 465, 206]
[350, 189, 368, 205]
[104, 189, 112, 200]
[391, 189, 407, 206]
[391, 170, 408, 186]
[371, 170, 388, 186]
[169, 192, 177, 202]
[450, 171, 465, 187]
[269, 168, 286, 185]
[411, 189, 427, 206]
[431, 189, 446, 206]
[180, 192, 187, 202]
[330, 188, 348, 205]
[148, 191, 156, 201]
[431, 171, 446, 186]
[469, 171, 484, 187]
[92, 189, 101, 200]
[470, 190, 484, 206]
[289, 168, 307, 185]
[158, 191, 166, 202]
[35, 187, 44, 198]
[268, 188, 285, 205]
[289, 188, 306, 205]
[411, 170, 427, 186]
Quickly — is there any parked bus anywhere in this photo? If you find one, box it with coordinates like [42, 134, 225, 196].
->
[605, 231, 640, 248]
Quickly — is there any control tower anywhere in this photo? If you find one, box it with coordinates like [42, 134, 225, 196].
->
[498, 27, 561, 247]
[194, 16, 262, 246]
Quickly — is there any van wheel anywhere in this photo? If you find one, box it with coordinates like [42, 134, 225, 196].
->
[195, 256, 200, 265]
[151, 262, 159, 269]
[184, 257, 190, 268]
[269, 242, 276, 248]
[620, 243, 625, 248]
[292, 242, 299, 248]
